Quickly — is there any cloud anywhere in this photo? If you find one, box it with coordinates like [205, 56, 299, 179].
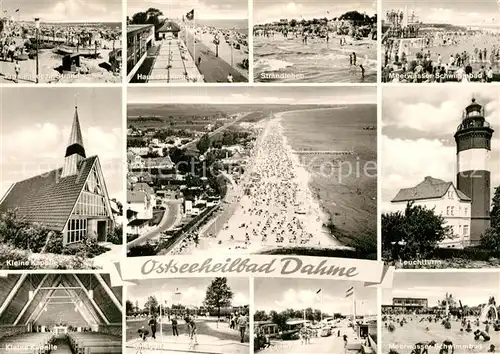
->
[0, 123, 122, 199]
[266, 288, 376, 315]
[254, 0, 376, 24]
[25, 0, 122, 22]
[128, 0, 248, 19]
[382, 87, 500, 212]
[423, 8, 498, 26]
[381, 136, 456, 208]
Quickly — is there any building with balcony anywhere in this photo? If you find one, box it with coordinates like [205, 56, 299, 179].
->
[127, 24, 155, 81]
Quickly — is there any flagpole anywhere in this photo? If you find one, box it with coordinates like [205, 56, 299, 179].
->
[321, 291, 323, 322]
[353, 290, 357, 323]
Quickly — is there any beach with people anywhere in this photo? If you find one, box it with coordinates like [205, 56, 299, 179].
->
[0, 20, 121, 83]
[254, 31, 376, 83]
[253, 12, 377, 83]
[170, 106, 377, 257]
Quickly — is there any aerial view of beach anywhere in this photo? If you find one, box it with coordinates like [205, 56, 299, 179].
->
[382, 0, 500, 82]
[127, 1, 248, 83]
[253, 0, 377, 83]
[0, 0, 122, 84]
[126, 87, 377, 260]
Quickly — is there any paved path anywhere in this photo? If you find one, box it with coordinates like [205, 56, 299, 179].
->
[182, 30, 247, 83]
[126, 319, 248, 354]
[127, 201, 182, 248]
[149, 39, 202, 83]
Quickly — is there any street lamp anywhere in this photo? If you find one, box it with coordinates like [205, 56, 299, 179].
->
[34, 18, 40, 84]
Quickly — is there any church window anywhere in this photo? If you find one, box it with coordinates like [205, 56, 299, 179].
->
[67, 218, 87, 243]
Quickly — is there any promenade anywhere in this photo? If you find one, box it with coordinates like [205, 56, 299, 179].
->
[148, 38, 203, 83]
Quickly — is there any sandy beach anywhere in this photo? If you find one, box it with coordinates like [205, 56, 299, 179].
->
[0, 21, 121, 84]
[169, 113, 347, 256]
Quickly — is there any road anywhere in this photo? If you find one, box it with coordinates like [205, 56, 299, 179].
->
[127, 200, 182, 249]
[126, 318, 248, 354]
[264, 334, 360, 354]
[179, 112, 252, 150]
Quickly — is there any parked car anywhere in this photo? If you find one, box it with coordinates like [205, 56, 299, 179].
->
[320, 327, 332, 337]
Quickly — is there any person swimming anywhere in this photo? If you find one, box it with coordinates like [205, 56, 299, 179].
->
[440, 340, 454, 354]
[412, 340, 437, 354]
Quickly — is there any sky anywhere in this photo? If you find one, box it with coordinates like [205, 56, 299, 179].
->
[127, 278, 249, 308]
[1, 0, 122, 23]
[382, 0, 500, 27]
[128, 86, 377, 105]
[383, 272, 500, 307]
[381, 86, 500, 212]
[255, 278, 377, 316]
[0, 87, 123, 201]
[254, 0, 376, 25]
[128, 0, 248, 20]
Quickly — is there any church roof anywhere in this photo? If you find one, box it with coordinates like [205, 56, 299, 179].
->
[0, 273, 122, 326]
[0, 156, 98, 232]
[392, 176, 471, 202]
[67, 106, 85, 151]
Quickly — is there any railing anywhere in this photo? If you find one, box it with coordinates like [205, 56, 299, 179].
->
[457, 120, 491, 131]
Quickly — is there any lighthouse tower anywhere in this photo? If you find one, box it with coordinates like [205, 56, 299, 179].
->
[454, 98, 494, 244]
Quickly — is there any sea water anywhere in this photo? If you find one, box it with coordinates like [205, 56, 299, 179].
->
[254, 36, 377, 83]
[280, 106, 377, 243]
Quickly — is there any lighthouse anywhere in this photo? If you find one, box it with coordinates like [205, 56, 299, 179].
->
[454, 98, 494, 244]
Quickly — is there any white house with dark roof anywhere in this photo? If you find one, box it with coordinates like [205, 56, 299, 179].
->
[0, 105, 115, 246]
[391, 176, 472, 248]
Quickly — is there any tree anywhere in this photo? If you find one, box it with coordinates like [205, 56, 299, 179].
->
[254, 310, 269, 322]
[382, 202, 451, 261]
[131, 12, 148, 25]
[480, 186, 500, 252]
[130, 8, 164, 32]
[144, 295, 159, 315]
[203, 277, 234, 326]
[270, 310, 288, 331]
[490, 186, 500, 230]
[197, 134, 211, 155]
[126, 300, 134, 315]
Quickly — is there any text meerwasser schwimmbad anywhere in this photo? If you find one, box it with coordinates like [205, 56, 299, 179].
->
[140, 257, 359, 277]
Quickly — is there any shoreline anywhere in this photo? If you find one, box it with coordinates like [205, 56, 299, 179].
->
[274, 112, 334, 237]
[173, 110, 350, 256]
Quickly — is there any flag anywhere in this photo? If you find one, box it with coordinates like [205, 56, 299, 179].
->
[345, 286, 354, 298]
[186, 9, 194, 21]
[316, 289, 321, 294]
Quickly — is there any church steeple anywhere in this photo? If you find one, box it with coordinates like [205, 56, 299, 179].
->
[61, 104, 86, 178]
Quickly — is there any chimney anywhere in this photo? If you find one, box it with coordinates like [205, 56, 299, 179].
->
[61, 105, 86, 178]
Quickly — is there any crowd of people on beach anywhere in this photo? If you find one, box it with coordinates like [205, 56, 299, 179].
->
[169, 116, 331, 255]
[0, 18, 120, 83]
[214, 117, 329, 250]
[383, 31, 500, 83]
